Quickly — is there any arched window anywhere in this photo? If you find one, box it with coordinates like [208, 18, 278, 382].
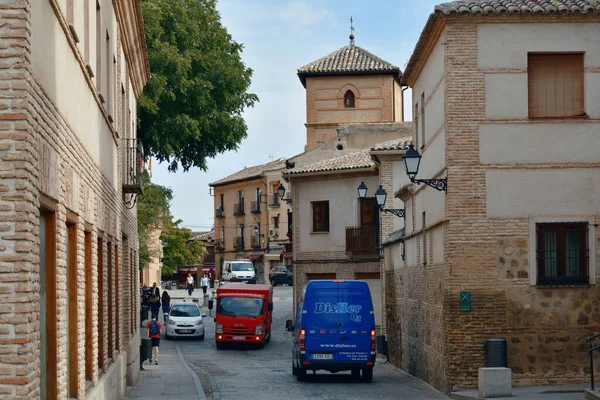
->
[344, 90, 355, 108]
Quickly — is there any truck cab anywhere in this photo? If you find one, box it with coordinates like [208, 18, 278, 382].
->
[222, 260, 257, 284]
[210, 283, 273, 349]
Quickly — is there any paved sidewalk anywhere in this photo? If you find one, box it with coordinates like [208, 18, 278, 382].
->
[126, 306, 207, 400]
[451, 382, 589, 400]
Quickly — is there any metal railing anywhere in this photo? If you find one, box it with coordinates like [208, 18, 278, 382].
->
[251, 236, 260, 249]
[269, 194, 280, 207]
[233, 237, 244, 249]
[345, 225, 379, 253]
[215, 240, 224, 251]
[587, 332, 600, 390]
[234, 202, 245, 216]
[215, 208, 224, 218]
[251, 201, 260, 214]
[122, 138, 143, 194]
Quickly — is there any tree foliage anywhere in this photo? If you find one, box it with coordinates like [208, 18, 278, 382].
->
[139, 0, 259, 172]
[160, 219, 207, 275]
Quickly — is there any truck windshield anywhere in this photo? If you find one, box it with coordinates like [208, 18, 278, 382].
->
[231, 263, 254, 272]
[217, 297, 264, 317]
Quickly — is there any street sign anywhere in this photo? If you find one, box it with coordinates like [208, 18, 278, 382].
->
[460, 291, 471, 312]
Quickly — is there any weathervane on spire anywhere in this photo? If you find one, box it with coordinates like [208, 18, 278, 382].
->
[349, 16, 355, 46]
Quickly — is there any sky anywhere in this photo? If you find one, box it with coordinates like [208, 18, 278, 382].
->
[150, 0, 440, 232]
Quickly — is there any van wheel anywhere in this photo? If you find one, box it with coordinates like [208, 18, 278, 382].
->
[296, 367, 306, 381]
[351, 369, 360, 380]
[292, 360, 297, 376]
[361, 367, 373, 383]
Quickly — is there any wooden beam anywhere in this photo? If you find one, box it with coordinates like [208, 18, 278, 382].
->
[67, 222, 79, 397]
[84, 231, 93, 381]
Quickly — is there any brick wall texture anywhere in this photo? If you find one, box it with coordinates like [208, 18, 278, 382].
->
[0, 1, 141, 398]
[386, 17, 600, 394]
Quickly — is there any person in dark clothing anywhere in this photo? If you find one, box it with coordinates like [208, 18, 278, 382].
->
[161, 291, 171, 321]
[149, 282, 161, 319]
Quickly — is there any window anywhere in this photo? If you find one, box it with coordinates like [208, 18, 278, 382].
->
[114, 244, 120, 352]
[84, 231, 93, 382]
[66, 222, 78, 398]
[107, 242, 113, 359]
[121, 85, 126, 136]
[312, 201, 330, 232]
[84, 0, 90, 64]
[420, 92, 425, 148]
[536, 222, 589, 285]
[422, 211, 427, 266]
[40, 209, 57, 399]
[66, 0, 79, 42]
[344, 90, 355, 108]
[95, 1, 102, 95]
[105, 31, 111, 114]
[273, 215, 280, 229]
[220, 193, 224, 210]
[97, 237, 104, 371]
[414, 102, 419, 148]
[528, 53, 585, 118]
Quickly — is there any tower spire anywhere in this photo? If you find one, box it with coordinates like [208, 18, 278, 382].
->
[349, 16, 355, 46]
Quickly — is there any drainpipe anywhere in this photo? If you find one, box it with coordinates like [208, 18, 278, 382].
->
[401, 83, 409, 122]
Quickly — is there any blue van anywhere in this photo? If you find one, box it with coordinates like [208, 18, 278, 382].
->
[285, 280, 376, 382]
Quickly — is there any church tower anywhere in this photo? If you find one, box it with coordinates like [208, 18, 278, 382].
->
[297, 30, 403, 150]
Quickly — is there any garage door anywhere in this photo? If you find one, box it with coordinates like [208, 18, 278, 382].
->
[355, 272, 382, 331]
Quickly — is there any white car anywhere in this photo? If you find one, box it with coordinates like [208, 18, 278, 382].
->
[165, 302, 205, 340]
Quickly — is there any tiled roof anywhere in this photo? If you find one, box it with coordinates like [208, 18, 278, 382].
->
[370, 137, 413, 152]
[382, 228, 404, 247]
[209, 158, 286, 186]
[192, 230, 214, 242]
[283, 150, 374, 176]
[404, 0, 600, 83]
[297, 45, 400, 86]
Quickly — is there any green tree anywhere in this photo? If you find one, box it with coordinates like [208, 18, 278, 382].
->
[139, 0, 259, 172]
[137, 170, 172, 269]
[160, 219, 206, 275]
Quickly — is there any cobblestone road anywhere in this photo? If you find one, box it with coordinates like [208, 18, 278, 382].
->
[178, 286, 447, 400]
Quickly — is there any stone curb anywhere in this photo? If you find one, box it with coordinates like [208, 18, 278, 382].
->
[175, 342, 207, 400]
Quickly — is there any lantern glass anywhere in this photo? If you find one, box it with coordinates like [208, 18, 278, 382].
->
[403, 144, 422, 178]
[277, 183, 286, 200]
[374, 185, 387, 208]
[357, 182, 368, 198]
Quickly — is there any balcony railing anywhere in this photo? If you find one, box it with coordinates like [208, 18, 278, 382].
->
[251, 201, 261, 214]
[234, 237, 244, 249]
[269, 194, 280, 207]
[215, 240, 224, 252]
[251, 236, 261, 249]
[215, 207, 224, 218]
[234, 202, 245, 216]
[346, 225, 379, 253]
[122, 138, 143, 194]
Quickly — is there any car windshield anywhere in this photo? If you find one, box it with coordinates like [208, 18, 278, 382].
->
[170, 304, 200, 317]
[231, 263, 254, 272]
[217, 297, 263, 317]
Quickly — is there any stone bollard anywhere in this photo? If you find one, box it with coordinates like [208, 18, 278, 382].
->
[478, 367, 512, 398]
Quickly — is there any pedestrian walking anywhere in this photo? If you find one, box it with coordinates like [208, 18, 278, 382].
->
[186, 272, 194, 296]
[161, 290, 171, 321]
[146, 314, 162, 365]
[149, 282, 161, 319]
[201, 273, 209, 296]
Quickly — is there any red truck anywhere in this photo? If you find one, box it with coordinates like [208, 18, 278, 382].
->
[209, 283, 273, 349]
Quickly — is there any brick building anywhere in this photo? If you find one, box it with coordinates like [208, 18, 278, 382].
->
[0, 0, 149, 398]
[386, 0, 600, 393]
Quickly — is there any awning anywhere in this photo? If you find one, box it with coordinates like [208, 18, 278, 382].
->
[282, 252, 292, 259]
[265, 253, 281, 261]
[248, 253, 264, 261]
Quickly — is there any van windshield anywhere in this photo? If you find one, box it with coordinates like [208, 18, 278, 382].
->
[231, 263, 254, 272]
[217, 297, 263, 317]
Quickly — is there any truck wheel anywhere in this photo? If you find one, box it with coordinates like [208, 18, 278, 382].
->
[296, 367, 306, 381]
[216, 342, 224, 350]
[361, 367, 373, 383]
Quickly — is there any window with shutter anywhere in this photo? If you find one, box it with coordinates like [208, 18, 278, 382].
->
[312, 201, 330, 232]
[528, 53, 585, 118]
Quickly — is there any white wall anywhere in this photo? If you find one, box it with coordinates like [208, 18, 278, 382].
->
[392, 160, 409, 232]
[31, 0, 119, 190]
[298, 175, 379, 253]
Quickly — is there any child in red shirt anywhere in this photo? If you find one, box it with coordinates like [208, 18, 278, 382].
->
[146, 314, 162, 365]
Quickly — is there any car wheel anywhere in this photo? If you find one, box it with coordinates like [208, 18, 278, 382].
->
[292, 360, 298, 376]
[296, 366, 306, 381]
[198, 334, 205, 341]
[287, 278, 293, 286]
[361, 367, 373, 383]
[165, 332, 171, 340]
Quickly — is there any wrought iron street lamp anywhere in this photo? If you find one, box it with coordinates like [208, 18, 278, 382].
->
[253, 224, 260, 236]
[356, 182, 405, 219]
[403, 144, 447, 191]
[277, 183, 292, 204]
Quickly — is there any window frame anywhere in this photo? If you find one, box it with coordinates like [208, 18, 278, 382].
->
[311, 200, 330, 233]
[528, 216, 596, 286]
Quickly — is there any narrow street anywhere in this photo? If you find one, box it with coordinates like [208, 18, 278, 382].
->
[177, 286, 447, 400]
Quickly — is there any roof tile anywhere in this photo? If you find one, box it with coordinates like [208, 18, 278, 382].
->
[209, 158, 286, 186]
[283, 150, 374, 176]
[370, 137, 413, 152]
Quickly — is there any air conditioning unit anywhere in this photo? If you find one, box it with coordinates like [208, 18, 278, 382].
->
[269, 229, 278, 237]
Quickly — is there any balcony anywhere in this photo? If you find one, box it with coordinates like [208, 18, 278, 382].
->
[251, 236, 261, 249]
[122, 138, 143, 194]
[234, 237, 244, 249]
[346, 225, 379, 254]
[269, 194, 280, 207]
[215, 207, 224, 218]
[251, 201, 261, 214]
[215, 240, 224, 252]
[234, 202, 245, 216]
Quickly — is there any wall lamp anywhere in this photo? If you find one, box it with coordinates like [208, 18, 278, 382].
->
[277, 183, 293, 204]
[403, 144, 447, 192]
[357, 182, 405, 219]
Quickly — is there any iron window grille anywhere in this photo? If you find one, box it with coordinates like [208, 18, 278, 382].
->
[536, 222, 589, 286]
[122, 138, 143, 194]
[234, 202, 245, 216]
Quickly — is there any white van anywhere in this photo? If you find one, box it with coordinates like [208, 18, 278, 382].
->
[222, 260, 256, 284]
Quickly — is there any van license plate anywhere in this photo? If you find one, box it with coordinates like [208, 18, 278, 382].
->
[312, 354, 333, 360]
[232, 336, 245, 340]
